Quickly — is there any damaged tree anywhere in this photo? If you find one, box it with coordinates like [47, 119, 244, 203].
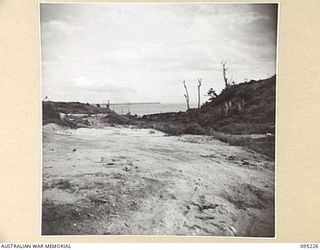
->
[183, 80, 190, 110]
[197, 78, 202, 109]
[221, 61, 230, 89]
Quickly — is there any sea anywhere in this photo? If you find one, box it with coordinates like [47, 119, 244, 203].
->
[109, 103, 197, 116]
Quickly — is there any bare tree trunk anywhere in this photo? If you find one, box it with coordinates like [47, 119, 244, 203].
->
[183, 80, 190, 110]
[197, 78, 202, 109]
[221, 61, 229, 88]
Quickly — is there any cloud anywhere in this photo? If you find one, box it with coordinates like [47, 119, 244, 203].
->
[40, 3, 278, 103]
[46, 20, 80, 35]
[70, 77, 137, 93]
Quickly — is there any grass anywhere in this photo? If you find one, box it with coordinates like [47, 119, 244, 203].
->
[206, 129, 275, 158]
[139, 121, 275, 158]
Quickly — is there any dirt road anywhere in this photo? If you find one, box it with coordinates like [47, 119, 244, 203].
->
[42, 123, 275, 237]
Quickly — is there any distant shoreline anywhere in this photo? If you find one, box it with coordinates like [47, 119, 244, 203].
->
[108, 102, 161, 106]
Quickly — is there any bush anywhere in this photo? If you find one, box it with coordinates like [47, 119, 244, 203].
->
[183, 122, 206, 135]
[151, 123, 184, 136]
[103, 112, 133, 125]
[42, 103, 60, 124]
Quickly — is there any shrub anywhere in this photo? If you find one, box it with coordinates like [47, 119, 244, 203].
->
[183, 122, 206, 135]
[153, 123, 184, 136]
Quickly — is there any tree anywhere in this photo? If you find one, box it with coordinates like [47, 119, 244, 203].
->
[183, 80, 190, 110]
[221, 61, 231, 88]
[197, 78, 202, 109]
[207, 88, 218, 101]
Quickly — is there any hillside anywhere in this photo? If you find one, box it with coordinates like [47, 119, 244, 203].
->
[42, 76, 276, 157]
[139, 76, 276, 157]
[42, 101, 111, 128]
[142, 75, 276, 135]
[198, 75, 276, 134]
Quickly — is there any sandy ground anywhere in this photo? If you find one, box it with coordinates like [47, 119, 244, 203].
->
[42, 123, 275, 237]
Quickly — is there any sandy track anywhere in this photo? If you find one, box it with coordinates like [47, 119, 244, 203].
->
[42, 123, 274, 236]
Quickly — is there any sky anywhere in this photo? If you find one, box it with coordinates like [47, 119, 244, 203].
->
[40, 3, 278, 104]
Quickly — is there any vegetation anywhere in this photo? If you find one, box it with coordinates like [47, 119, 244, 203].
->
[42, 74, 276, 158]
[139, 75, 276, 158]
[200, 75, 276, 134]
[43, 101, 110, 115]
[141, 75, 276, 135]
[42, 102, 78, 128]
[42, 101, 111, 128]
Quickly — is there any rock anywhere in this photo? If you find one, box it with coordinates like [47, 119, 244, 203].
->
[227, 155, 237, 161]
[242, 160, 250, 166]
[227, 225, 237, 236]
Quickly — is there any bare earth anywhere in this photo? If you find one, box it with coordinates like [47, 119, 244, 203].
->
[42, 123, 275, 237]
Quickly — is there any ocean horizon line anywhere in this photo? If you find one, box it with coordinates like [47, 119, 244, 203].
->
[108, 102, 161, 105]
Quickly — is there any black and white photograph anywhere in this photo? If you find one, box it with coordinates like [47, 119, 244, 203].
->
[40, 3, 277, 237]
